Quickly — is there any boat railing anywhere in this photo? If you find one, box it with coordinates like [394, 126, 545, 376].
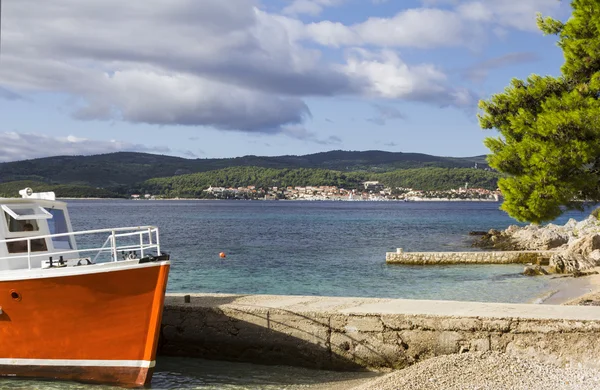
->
[0, 226, 161, 270]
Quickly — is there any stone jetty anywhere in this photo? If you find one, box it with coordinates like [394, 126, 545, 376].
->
[385, 248, 554, 265]
[159, 293, 600, 372]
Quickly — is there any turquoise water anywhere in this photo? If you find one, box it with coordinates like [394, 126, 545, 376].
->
[0, 358, 380, 389]
[68, 200, 592, 303]
[1, 200, 593, 389]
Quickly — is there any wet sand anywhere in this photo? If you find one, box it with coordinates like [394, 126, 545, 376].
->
[542, 268, 600, 305]
[529, 271, 600, 305]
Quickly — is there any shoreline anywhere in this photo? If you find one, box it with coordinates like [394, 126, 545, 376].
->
[533, 270, 600, 305]
[58, 197, 501, 202]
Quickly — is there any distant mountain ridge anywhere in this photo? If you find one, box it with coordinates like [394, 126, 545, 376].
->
[0, 150, 490, 188]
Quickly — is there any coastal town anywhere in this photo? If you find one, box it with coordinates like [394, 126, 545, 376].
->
[133, 181, 502, 201]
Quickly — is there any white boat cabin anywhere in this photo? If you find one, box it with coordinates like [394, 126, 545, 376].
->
[0, 188, 163, 273]
[0, 189, 78, 271]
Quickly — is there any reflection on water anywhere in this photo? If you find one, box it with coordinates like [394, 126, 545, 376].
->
[0, 357, 381, 390]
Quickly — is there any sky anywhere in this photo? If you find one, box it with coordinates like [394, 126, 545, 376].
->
[0, 0, 571, 162]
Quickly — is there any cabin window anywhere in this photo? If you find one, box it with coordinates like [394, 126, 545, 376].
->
[1, 205, 52, 230]
[45, 209, 73, 250]
[7, 238, 48, 254]
[4, 212, 40, 233]
[3, 212, 48, 253]
[1, 205, 51, 254]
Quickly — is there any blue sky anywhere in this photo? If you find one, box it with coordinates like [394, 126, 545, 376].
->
[0, 0, 570, 161]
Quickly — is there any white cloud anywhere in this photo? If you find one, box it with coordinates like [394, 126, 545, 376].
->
[282, 0, 345, 16]
[304, 0, 561, 49]
[72, 70, 311, 132]
[354, 8, 470, 48]
[367, 104, 405, 126]
[456, 0, 558, 31]
[0, 0, 334, 134]
[342, 49, 476, 107]
[306, 8, 471, 48]
[1, 0, 538, 139]
[0, 87, 23, 101]
[463, 52, 540, 82]
[0, 132, 170, 162]
[281, 126, 343, 144]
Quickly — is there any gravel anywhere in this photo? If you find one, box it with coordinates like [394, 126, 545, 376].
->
[350, 352, 600, 390]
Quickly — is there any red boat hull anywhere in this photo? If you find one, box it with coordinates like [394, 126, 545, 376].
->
[0, 365, 153, 387]
[0, 261, 170, 387]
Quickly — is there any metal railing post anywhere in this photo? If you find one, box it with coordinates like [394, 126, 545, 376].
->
[140, 232, 144, 258]
[27, 240, 31, 269]
[111, 230, 117, 262]
[155, 227, 161, 254]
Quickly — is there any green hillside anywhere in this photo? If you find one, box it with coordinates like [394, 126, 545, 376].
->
[140, 167, 500, 198]
[377, 168, 499, 191]
[0, 181, 123, 198]
[0, 150, 489, 188]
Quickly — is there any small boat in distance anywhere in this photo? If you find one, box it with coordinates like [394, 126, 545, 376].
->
[0, 188, 170, 387]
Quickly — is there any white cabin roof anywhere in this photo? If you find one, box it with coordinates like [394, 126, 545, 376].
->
[0, 187, 66, 209]
[0, 197, 67, 208]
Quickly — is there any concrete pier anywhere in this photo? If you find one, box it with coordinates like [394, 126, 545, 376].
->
[160, 293, 600, 372]
[386, 248, 555, 265]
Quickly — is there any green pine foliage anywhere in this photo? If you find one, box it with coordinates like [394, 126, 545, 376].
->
[479, 0, 600, 224]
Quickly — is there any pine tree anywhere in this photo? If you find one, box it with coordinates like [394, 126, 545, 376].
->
[479, 0, 600, 223]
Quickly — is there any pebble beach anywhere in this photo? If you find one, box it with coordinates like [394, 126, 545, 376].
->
[350, 352, 600, 390]
[338, 270, 600, 390]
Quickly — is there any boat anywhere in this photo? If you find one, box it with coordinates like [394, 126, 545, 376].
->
[0, 188, 170, 387]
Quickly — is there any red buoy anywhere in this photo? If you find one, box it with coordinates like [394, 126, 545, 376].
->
[219, 252, 226, 258]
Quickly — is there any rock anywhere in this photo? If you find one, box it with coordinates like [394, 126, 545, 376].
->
[523, 265, 549, 276]
[471, 229, 519, 251]
[505, 225, 521, 234]
[550, 253, 575, 274]
[568, 234, 600, 256]
[469, 231, 488, 236]
[549, 235, 600, 273]
[565, 218, 578, 230]
[510, 227, 568, 250]
[470, 213, 600, 273]
[573, 270, 599, 278]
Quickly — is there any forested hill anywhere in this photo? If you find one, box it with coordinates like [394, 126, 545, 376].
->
[0, 150, 489, 187]
[141, 167, 500, 198]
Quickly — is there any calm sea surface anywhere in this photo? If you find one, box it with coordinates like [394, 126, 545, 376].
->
[2, 200, 594, 389]
[69, 199, 592, 302]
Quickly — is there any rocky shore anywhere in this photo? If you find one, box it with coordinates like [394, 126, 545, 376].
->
[344, 213, 600, 390]
[348, 214, 600, 390]
[345, 269, 600, 390]
[472, 213, 600, 274]
[349, 351, 600, 390]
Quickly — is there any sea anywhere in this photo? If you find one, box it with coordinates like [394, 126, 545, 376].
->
[2, 200, 595, 389]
